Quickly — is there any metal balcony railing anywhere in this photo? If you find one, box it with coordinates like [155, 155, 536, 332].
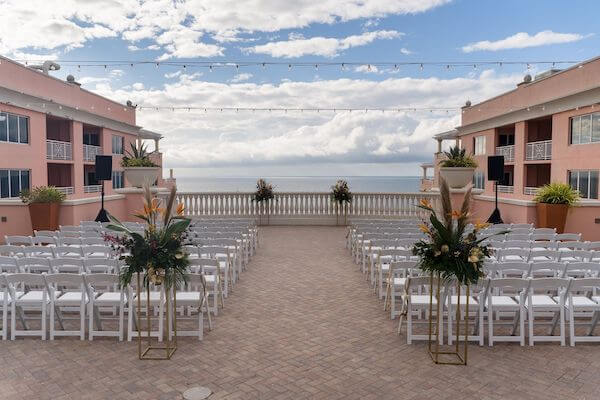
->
[524, 187, 540, 195]
[497, 185, 514, 193]
[84, 185, 102, 193]
[83, 144, 102, 162]
[55, 186, 74, 195]
[46, 140, 72, 160]
[495, 145, 515, 162]
[525, 140, 552, 161]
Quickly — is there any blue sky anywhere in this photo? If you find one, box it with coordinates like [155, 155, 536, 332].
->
[1, 0, 598, 177]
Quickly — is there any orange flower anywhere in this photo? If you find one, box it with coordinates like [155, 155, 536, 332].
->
[176, 203, 185, 216]
[419, 198, 432, 208]
[474, 221, 491, 231]
[451, 210, 462, 219]
[419, 223, 431, 234]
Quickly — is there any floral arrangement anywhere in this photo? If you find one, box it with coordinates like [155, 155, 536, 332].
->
[105, 184, 191, 288]
[412, 178, 497, 285]
[330, 180, 352, 204]
[253, 178, 275, 203]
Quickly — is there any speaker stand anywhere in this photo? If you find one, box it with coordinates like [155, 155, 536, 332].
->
[487, 181, 503, 224]
[95, 181, 109, 222]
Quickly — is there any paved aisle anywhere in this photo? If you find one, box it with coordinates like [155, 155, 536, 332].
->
[1, 227, 599, 399]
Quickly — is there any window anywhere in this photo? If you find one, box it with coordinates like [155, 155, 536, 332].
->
[474, 136, 486, 155]
[0, 112, 29, 144]
[83, 131, 100, 146]
[112, 171, 124, 189]
[473, 171, 485, 189]
[571, 112, 600, 144]
[569, 170, 599, 199]
[112, 135, 124, 154]
[0, 169, 30, 198]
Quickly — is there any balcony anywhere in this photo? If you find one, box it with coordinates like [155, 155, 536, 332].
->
[524, 187, 539, 196]
[46, 140, 72, 161]
[83, 144, 102, 162]
[495, 145, 514, 162]
[55, 186, 74, 195]
[525, 140, 552, 161]
[84, 185, 102, 193]
[497, 185, 514, 193]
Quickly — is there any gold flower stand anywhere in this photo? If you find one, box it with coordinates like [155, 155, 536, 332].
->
[136, 272, 177, 360]
[427, 274, 469, 365]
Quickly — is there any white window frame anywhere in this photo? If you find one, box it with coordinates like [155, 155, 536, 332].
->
[0, 169, 31, 198]
[571, 112, 600, 145]
[112, 170, 124, 189]
[474, 136, 486, 155]
[112, 135, 124, 155]
[569, 169, 599, 199]
[473, 170, 485, 190]
[0, 111, 29, 144]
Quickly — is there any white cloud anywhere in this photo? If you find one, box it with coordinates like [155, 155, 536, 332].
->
[462, 30, 589, 52]
[164, 71, 182, 79]
[355, 65, 380, 74]
[90, 69, 519, 169]
[156, 26, 224, 60]
[229, 73, 253, 83]
[245, 30, 402, 58]
[400, 47, 412, 55]
[109, 69, 125, 78]
[132, 82, 145, 90]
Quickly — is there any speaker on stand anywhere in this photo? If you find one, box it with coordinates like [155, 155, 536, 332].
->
[487, 155, 505, 224]
[94, 155, 112, 223]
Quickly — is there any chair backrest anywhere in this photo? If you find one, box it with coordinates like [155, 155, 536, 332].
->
[587, 241, 600, 251]
[5, 235, 32, 246]
[378, 248, 412, 262]
[565, 262, 600, 278]
[533, 227, 556, 235]
[529, 261, 567, 278]
[555, 233, 582, 242]
[81, 231, 103, 238]
[17, 257, 52, 273]
[505, 234, 531, 242]
[60, 225, 82, 232]
[489, 240, 506, 250]
[495, 261, 531, 278]
[83, 273, 119, 287]
[370, 239, 397, 250]
[30, 236, 57, 246]
[503, 240, 531, 249]
[531, 233, 556, 242]
[51, 258, 85, 273]
[34, 230, 58, 237]
[558, 250, 592, 262]
[199, 246, 231, 259]
[488, 277, 530, 292]
[81, 245, 111, 258]
[511, 223, 533, 229]
[84, 258, 118, 273]
[58, 231, 83, 238]
[44, 273, 85, 293]
[498, 248, 530, 262]
[5, 272, 47, 287]
[528, 277, 570, 293]
[389, 260, 418, 277]
[568, 277, 600, 293]
[81, 237, 106, 245]
[508, 228, 532, 235]
[557, 241, 588, 251]
[0, 256, 19, 273]
[21, 245, 54, 258]
[0, 245, 24, 257]
[188, 258, 220, 274]
[80, 221, 102, 227]
[58, 237, 83, 246]
[53, 246, 84, 259]
[528, 249, 559, 262]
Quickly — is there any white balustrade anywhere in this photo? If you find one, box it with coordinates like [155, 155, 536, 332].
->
[46, 140, 72, 160]
[525, 140, 552, 161]
[55, 186, 74, 195]
[84, 185, 102, 193]
[83, 144, 102, 162]
[524, 187, 539, 195]
[176, 192, 440, 219]
[497, 185, 514, 193]
[495, 145, 515, 162]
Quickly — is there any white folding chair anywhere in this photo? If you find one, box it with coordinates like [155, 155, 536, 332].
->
[4, 235, 33, 246]
[498, 248, 530, 262]
[556, 233, 582, 242]
[0, 245, 24, 257]
[527, 277, 569, 346]
[0, 256, 19, 273]
[84, 259, 119, 274]
[397, 276, 443, 344]
[30, 236, 56, 246]
[127, 279, 165, 342]
[84, 273, 126, 341]
[383, 260, 417, 319]
[566, 278, 600, 346]
[487, 278, 529, 346]
[495, 261, 531, 278]
[51, 258, 85, 273]
[5, 273, 49, 340]
[558, 250, 592, 263]
[17, 257, 52, 273]
[175, 274, 213, 340]
[529, 261, 567, 278]
[188, 258, 223, 316]
[528, 249, 559, 263]
[446, 279, 487, 346]
[44, 273, 87, 340]
[81, 245, 111, 259]
[21, 245, 54, 259]
[52, 246, 84, 259]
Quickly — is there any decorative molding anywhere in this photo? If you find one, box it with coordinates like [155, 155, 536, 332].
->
[474, 195, 536, 206]
[115, 187, 170, 194]
[62, 194, 125, 206]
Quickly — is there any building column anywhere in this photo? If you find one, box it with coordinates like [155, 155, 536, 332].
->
[154, 138, 160, 152]
[437, 139, 442, 153]
[514, 121, 527, 196]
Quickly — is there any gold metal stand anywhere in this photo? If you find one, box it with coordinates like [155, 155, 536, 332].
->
[136, 272, 177, 360]
[427, 273, 469, 365]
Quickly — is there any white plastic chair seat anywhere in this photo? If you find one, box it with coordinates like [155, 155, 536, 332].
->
[392, 277, 406, 287]
[592, 296, 600, 304]
[55, 291, 88, 306]
[562, 296, 600, 309]
[410, 295, 437, 306]
[17, 290, 57, 304]
[0, 291, 23, 302]
[95, 292, 126, 306]
[490, 295, 519, 309]
[132, 291, 163, 305]
[530, 295, 559, 308]
[446, 295, 479, 309]
[204, 275, 217, 284]
[177, 292, 202, 303]
[504, 256, 526, 261]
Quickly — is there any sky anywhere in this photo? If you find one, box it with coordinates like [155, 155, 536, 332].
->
[0, 0, 598, 177]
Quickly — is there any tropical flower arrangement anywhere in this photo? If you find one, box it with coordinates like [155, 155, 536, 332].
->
[105, 184, 191, 288]
[254, 178, 275, 203]
[412, 179, 496, 285]
[331, 179, 352, 204]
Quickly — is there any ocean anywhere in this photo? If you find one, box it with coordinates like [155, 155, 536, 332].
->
[174, 176, 422, 193]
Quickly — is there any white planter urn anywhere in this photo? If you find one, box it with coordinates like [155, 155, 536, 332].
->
[123, 167, 161, 188]
[439, 167, 475, 189]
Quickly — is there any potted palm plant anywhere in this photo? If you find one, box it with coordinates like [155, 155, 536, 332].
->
[439, 146, 477, 189]
[122, 142, 160, 188]
[20, 186, 66, 231]
[331, 180, 352, 225]
[253, 179, 274, 225]
[533, 183, 579, 234]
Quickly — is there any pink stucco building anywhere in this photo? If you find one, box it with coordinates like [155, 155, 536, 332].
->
[0, 56, 166, 237]
[422, 55, 600, 240]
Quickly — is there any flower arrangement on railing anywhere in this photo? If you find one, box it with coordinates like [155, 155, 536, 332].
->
[105, 184, 191, 289]
[412, 179, 495, 285]
[253, 178, 275, 203]
[330, 179, 352, 204]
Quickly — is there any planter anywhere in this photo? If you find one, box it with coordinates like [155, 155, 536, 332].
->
[28, 202, 61, 231]
[536, 203, 569, 234]
[439, 167, 476, 189]
[124, 167, 161, 188]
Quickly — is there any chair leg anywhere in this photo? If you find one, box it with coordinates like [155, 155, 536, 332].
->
[447, 303, 453, 346]
[89, 302, 94, 341]
[569, 307, 575, 346]
[50, 301, 55, 341]
[488, 307, 493, 347]
[42, 302, 47, 341]
[520, 307, 526, 346]
[528, 308, 534, 346]
[11, 302, 16, 340]
[119, 303, 124, 342]
[80, 302, 85, 341]
[560, 306, 565, 346]
[407, 307, 412, 344]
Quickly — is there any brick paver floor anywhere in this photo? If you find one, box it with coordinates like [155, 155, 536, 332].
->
[2, 226, 600, 399]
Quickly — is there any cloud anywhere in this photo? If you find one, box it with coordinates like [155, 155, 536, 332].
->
[400, 47, 412, 55]
[462, 30, 590, 52]
[355, 65, 380, 74]
[245, 30, 402, 58]
[132, 82, 145, 90]
[229, 73, 253, 83]
[109, 69, 125, 78]
[89, 69, 520, 169]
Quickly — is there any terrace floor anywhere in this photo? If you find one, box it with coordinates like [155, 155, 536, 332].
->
[2, 226, 600, 399]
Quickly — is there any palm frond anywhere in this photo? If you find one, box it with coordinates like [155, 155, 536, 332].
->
[163, 186, 177, 226]
[439, 177, 453, 232]
[456, 186, 472, 234]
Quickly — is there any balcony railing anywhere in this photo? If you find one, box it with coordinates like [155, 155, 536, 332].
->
[176, 192, 441, 219]
[84, 185, 102, 193]
[495, 145, 515, 162]
[524, 187, 540, 195]
[55, 186, 74, 195]
[525, 140, 552, 161]
[497, 185, 514, 193]
[46, 140, 72, 160]
[83, 144, 102, 162]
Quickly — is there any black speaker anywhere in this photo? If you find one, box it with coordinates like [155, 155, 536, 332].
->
[95, 155, 112, 181]
[487, 155, 504, 181]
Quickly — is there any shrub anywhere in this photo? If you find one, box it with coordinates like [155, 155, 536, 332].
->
[440, 146, 478, 168]
[534, 183, 579, 206]
[20, 186, 66, 204]
[121, 142, 158, 168]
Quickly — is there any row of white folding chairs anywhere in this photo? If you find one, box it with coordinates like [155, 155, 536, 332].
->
[353, 232, 424, 266]
[397, 276, 600, 347]
[0, 272, 212, 341]
[0, 245, 113, 259]
[488, 239, 600, 251]
[485, 260, 600, 279]
[183, 245, 239, 298]
[0, 256, 120, 274]
[6, 234, 109, 247]
[491, 248, 599, 263]
[485, 232, 582, 242]
[360, 241, 419, 288]
[189, 225, 258, 254]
